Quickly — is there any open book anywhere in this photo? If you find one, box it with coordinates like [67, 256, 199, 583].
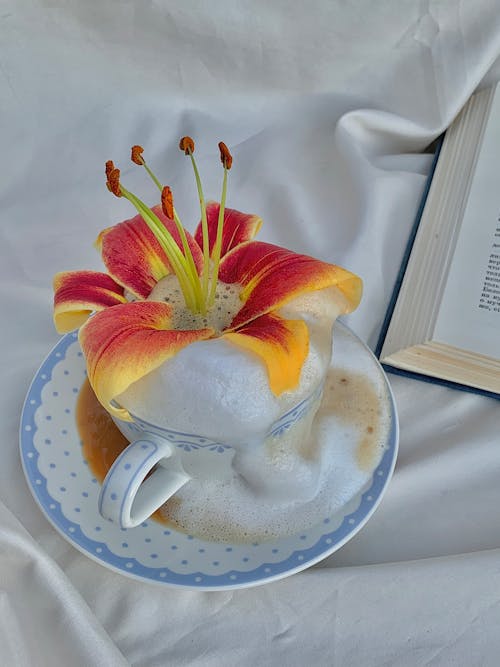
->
[376, 85, 500, 399]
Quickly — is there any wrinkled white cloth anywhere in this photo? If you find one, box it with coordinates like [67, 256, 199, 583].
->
[2, 1, 500, 665]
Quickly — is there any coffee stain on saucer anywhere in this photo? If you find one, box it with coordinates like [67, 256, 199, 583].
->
[76, 379, 128, 483]
[319, 368, 383, 471]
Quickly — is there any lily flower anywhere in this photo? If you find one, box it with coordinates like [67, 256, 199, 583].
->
[53, 139, 362, 421]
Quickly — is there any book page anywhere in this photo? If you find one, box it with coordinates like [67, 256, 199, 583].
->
[433, 87, 500, 361]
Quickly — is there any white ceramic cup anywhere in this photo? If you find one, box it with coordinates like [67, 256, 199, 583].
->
[98, 383, 324, 528]
[97, 286, 351, 529]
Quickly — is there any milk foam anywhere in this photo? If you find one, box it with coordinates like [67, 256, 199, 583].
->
[159, 365, 392, 542]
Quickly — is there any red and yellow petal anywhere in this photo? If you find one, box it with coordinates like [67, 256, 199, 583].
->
[219, 241, 362, 330]
[223, 313, 309, 395]
[96, 205, 204, 299]
[79, 301, 214, 421]
[53, 270, 126, 334]
[194, 201, 263, 259]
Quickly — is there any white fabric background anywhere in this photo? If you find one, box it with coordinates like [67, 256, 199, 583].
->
[2, 1, 500, 665]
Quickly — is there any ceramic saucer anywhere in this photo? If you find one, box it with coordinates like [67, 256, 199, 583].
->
[19, 322, 398, 590]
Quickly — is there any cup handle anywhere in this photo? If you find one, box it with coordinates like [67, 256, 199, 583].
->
[98, 434, 190, 529]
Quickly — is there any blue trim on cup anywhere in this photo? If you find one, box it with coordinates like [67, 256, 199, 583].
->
[121, 380, 324, 450]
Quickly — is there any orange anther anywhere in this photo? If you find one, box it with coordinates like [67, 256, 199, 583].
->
[131, 145, 144, 165]
[218, 142, 232, 169]
[105, 160, 115, 178]
[179, 136, 195, 155]
[161, 185, 174, 219]
[106, 167, 122, 197]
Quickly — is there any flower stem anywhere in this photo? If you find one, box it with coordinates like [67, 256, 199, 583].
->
[143, 163, 164, 192]
[172, 208, 206, 314]
[188, 150, 210, 305]
[208, 165, 227, 306]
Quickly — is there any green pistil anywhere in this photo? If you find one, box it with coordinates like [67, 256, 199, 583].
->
[120, 186, 198, 312]
[188, 150, 211, 304]
[172, 208, 205, 314]
[138, 159, 205, 313]
[208, 164, 227, 306]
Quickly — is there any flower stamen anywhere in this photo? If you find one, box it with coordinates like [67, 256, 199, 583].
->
[208, 142, 232, 306]
[179, 136, 211, 306]
[161, 185, 205, 313]
[130, 147, 205, 312]
[107, 140, 233, 315]
[105, 162, 198, 311]
[131, 144, 164, 192]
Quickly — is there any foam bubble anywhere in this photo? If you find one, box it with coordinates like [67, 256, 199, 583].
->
[148, 275, 242, 334]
